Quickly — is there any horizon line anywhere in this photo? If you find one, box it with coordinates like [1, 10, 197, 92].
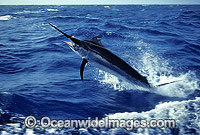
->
[0, 4, 200, 5]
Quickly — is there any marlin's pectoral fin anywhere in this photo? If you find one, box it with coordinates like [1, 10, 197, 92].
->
[80, 58, 88, 81]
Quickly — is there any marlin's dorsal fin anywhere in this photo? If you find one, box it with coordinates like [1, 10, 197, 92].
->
[90, 35, 104, 47]
[80, 58, 88, 81]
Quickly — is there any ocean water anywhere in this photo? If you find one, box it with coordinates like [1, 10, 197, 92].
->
[0, 5, 200, 135]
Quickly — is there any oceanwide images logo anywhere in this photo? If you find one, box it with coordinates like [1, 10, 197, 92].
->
[24, 116, 176, 130]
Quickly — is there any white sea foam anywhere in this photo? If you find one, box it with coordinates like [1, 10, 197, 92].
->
[104, 6, 119, 11]
[137, 40, 199, 97]
[152, 71, 199, 97]
[0, 15, 13, 20]
[104, 6, 110, 9]
[47, 8, 58, 12]
[14, 10, 42, 14]
[107, 97, 200, 134]
[96, 70, 148, 91]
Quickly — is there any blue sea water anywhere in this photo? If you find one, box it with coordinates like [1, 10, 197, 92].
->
[0, 5, 200, 134]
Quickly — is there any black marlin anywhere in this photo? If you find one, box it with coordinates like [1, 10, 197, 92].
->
[49, 23, 155, 88]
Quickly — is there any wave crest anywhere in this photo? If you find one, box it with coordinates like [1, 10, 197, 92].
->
[107, 97, 200, 134]
[0, 15, 14, 20]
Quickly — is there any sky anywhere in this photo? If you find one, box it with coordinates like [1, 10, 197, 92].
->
[0, 0, 200, 5]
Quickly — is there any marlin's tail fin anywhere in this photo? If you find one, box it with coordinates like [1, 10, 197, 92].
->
[156, 80, 181, 87]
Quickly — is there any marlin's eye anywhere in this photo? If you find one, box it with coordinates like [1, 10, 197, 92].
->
[74, 44, 79, 51]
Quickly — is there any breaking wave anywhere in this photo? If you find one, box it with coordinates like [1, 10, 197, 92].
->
[0, 15, 14, 20]
[107, 97, 200, 134]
